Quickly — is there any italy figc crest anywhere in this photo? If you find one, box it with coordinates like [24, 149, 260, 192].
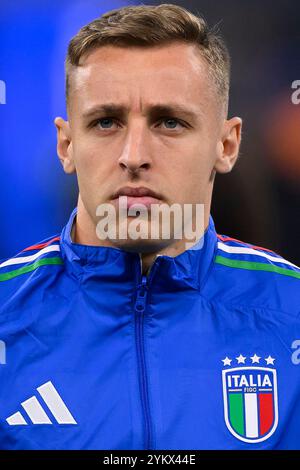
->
[222, 354, 278, 443]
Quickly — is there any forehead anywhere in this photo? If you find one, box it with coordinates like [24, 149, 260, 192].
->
[68, 42, 216, 115]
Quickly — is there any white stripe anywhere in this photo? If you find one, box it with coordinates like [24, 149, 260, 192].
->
[37, 381, 77, 424]
[0, 245, 60, 268]
[6, 411, 28, 425]
[244, 393, 259, 438]
[21, 396, 52, 424]
[218, 242, 299, 269]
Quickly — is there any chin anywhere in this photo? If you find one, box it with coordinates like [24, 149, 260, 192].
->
[109, 237, 171, 254]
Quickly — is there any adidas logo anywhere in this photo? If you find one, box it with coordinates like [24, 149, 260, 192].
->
[6, 381, 77, 425]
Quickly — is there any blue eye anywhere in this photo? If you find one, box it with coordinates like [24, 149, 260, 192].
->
[97, 118, 115, 129]
[163, 119, 179, 129]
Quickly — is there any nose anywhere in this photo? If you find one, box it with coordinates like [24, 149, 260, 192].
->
[118, 120, 151, 174]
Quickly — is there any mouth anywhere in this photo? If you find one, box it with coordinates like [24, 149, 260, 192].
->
[111, 186, 163, 210]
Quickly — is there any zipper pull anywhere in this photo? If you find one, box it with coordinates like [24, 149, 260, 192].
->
[135, 275, 148, 313]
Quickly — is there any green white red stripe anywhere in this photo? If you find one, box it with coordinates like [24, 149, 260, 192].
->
[216, 241, 300, 279]
[228, 391, 274, 438]
[217, 242, 298, 268]
[0, 244, 63, 282]
[223, 367, 278, 443]
[0, 245, 61, 268]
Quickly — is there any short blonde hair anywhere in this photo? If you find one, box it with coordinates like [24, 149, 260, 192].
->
[65, 3, 230, 109]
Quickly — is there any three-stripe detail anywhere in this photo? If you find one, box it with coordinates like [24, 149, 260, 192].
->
[6, 381, 77, 425]
[216, 241, 300, 279]
[0, 243, 63, 282]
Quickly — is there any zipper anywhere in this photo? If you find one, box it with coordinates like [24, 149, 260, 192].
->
[134, 271, 154, 450]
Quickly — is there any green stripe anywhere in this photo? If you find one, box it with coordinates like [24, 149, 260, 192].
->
[0, 257, 64, 282]
[215, 255, 300, 280]
[229, 392, 245, 435]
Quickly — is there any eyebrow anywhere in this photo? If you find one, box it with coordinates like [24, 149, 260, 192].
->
[82, 103, 200, 122]
[82, 104, 127, 120]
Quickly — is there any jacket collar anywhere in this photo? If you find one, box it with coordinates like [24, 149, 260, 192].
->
[60, 207, 218, 291]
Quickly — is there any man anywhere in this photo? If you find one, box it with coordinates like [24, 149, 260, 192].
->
[0, 4, 299, 450]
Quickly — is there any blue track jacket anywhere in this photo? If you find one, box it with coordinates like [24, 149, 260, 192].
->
[0, 208, 299, 449]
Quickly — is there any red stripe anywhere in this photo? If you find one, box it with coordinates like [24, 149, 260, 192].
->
[217, 234, 275, 254]
[259, 393, 274, 436]
[22, 236, 60, 252]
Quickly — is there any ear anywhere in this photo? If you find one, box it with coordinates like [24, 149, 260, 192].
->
[54, 117, 76, 174]
[214, 117, 242, 174]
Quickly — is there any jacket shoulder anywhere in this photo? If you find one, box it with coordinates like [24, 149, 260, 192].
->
[205, 233, 300, 316]
[0, 234, 64, 316]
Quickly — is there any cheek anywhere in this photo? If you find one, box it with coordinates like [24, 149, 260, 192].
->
[180, 142, 214, 178]
[174, 141, 217, 198]
[73, 138, 114, 177]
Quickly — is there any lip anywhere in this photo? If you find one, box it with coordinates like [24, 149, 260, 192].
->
[112, 195, 162, 210]
[111, 186, 163, 199]
[111, 186, 163, 210]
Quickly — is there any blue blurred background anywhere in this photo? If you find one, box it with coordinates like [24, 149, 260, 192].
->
[0, 0, 299, 263]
